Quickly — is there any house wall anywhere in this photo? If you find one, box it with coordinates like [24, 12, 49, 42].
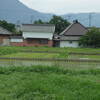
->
[10, 38, 23, 43]
[23, 32, 53, 40]
[10, 39, 53, 47]
[60, 41, 79, 48]
[0, 35, 10, 46]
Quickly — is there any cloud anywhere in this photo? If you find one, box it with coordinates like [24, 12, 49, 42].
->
[19, 0, 100, 14]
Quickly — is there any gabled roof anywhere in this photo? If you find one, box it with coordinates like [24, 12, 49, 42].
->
[0, 26, 13, 35]
[21, 24, 55, 33]
[60, 20, 88, 36]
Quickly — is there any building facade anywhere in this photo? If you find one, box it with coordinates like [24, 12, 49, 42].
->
[0, 26, 12, 46]
[10, 24, 55, 47]
[54, 20, 88, 48]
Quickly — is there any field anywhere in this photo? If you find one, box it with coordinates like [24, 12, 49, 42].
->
[0, 65, 100, 100]
[0, 46, 100, 100]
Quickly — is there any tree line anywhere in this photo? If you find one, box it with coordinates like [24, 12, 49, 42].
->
[34, 15, 70, 34]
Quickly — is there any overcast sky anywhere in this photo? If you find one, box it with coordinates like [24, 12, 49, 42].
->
[19, 0, 100, 14]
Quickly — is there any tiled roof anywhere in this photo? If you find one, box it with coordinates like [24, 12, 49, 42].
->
[0, 26, 12, 35]
[21, 24, 55, 33]
[60, 21, 88, 36]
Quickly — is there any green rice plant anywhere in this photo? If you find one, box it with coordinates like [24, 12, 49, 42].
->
[0, 65, 99, 100]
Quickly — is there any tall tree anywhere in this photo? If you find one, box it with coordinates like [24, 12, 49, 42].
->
[79, 27, 100, 48]
[49, 15, 70, 34]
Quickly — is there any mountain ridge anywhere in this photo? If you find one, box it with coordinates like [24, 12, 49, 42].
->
[0, 0, 53, 24]
[0, 0, 100, 27]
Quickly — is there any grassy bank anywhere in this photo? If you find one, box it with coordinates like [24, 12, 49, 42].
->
[0, 46, 100, 59]
[0, 46, 100, 55]
[0, 65, 100, 100]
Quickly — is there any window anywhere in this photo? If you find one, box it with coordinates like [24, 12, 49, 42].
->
[39, 39, 48, 44]
[27, 38, 34, 44]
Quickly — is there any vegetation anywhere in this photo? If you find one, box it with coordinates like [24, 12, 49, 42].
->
[0, 20, 16, 33]
[1, 52, 68, 59]
[0, 65, 100, 100]
[0, 47, 100, 99]
[34, 15, 70, 34]
[79, 27, 100, 48]
[49, 15, 70, 34]
[0, 47, 20, 55]
[34, 19, 47, 24]
[0, 46, 100, 56]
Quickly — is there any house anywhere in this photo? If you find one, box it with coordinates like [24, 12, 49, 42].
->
[0, 26, 12, 46]
[10, 34, 24, 46]
[19, 24, 55, 47]
[54, 20, 88, 48]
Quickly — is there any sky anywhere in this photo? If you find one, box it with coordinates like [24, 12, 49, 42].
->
[19, 0, 100, 15]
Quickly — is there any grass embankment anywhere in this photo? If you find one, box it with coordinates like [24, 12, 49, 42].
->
[1, 52, 67, 59]
[0, 47, 68, 58]
[0, 65, 100, 100]
[0, 46, 100, 55]
[0, 46, 100, 59]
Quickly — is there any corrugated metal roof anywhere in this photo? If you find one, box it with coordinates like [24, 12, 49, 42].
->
[60, 21, 88, 36]
[0, 26, 12, 35]
[21, 24, 55, 33]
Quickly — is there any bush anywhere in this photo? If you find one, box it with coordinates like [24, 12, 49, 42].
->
[79, 27, 100, 48]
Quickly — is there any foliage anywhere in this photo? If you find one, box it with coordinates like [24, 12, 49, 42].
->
[34, 15, 70, 34]
[0, 46, 100, 56]
[0, 47, 19, 55]
[79, 27, 100, 48]
[34, 19, 48, 24]
[0, 20, 17, 33]
[49, 15, 70, 34]
[0, 65, 99, 100]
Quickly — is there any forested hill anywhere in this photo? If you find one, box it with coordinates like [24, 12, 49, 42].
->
[0, 0, 52, 24]
[0, 0, 100, 27]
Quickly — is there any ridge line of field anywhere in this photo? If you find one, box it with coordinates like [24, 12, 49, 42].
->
[0, 57, 100, 63]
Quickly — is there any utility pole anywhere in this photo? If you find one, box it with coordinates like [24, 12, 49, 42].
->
[16, 20, 21, 26]
[89, 13, 92, 27]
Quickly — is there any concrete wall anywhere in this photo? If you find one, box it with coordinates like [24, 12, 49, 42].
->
[60, 41, 79, 48]
[23, 32, 53, 40]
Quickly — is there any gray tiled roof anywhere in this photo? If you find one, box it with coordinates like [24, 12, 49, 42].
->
[21, 24, 55, 33]
[60, 21, 88, 36]
[0, 26, 12, 35]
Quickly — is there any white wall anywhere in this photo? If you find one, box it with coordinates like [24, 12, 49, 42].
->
[60, 41, 79, 48]
[23, 32, 53, 40]
[3, 39, 10, 46]
[10, 38, 23, 42]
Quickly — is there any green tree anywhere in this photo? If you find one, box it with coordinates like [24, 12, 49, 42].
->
[0, 20, 16, 33]
[34, 19, 48, 24]
[49, 15, 70, 34]
[79, 27, 100, 48]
